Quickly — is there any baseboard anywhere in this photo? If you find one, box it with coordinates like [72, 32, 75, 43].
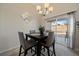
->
[0, 46, 19, 54]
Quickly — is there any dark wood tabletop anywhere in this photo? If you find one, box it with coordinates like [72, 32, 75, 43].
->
[26, 34, 47, 40]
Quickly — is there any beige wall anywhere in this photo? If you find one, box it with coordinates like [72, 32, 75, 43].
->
[75, 30, 79, 50]
[0, 3, 42, 53]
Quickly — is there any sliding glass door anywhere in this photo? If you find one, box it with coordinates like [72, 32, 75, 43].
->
[46, 12, 76, 49]
[51, 18, 71, 47]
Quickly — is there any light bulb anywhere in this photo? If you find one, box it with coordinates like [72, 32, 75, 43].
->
[44, 3, 49, 8]
[36, 5, 41, 11]
[49, 7, 53, 12]
[39, 10, 42, 14]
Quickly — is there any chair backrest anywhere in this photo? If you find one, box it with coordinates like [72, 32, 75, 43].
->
[46, 32, 55, 44]
[18, 32, 26, 49]
[30, 30, 35, 34]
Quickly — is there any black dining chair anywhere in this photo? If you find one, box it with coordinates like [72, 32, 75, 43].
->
[18, 32, 36, 56]
[41, 32, 56, 56]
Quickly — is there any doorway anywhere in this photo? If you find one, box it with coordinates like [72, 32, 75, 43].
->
[51, 18, 71, 47]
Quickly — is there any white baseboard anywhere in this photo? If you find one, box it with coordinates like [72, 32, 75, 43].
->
[0, 46, 19, 54]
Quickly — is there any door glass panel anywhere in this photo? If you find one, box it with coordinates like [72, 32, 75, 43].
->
[51, 18, 70, 47]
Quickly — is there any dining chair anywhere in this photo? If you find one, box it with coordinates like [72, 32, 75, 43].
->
[18, 32, 36, 56]
[41, 32, 56, 56]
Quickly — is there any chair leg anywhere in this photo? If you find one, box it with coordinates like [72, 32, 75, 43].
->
[31, 47, 33, 53]
[24, 50, 27, 56]
[47, 48, 50, 56]
[19, 45, 22, 56]
[35, 46, 37, 54]
[43, 47, 45, 52]
[53, 43, 56, 56]
[31, 48, 33, 53]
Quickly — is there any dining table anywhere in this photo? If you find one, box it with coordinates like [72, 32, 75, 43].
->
[25, 33, 48, 56]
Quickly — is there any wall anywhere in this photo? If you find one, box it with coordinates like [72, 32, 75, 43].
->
[0, 3, 41, 53]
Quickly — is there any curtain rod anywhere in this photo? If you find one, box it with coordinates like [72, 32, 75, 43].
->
[45, 10, 76, 20]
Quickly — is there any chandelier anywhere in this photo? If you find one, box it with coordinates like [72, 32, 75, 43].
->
[36, 3, 53, 16]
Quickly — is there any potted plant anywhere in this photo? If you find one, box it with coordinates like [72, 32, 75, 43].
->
[39, 25, 45, 36]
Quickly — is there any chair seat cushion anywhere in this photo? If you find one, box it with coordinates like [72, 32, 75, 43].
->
[24, 41, 36, 50]
[41, 39, 54, 48]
